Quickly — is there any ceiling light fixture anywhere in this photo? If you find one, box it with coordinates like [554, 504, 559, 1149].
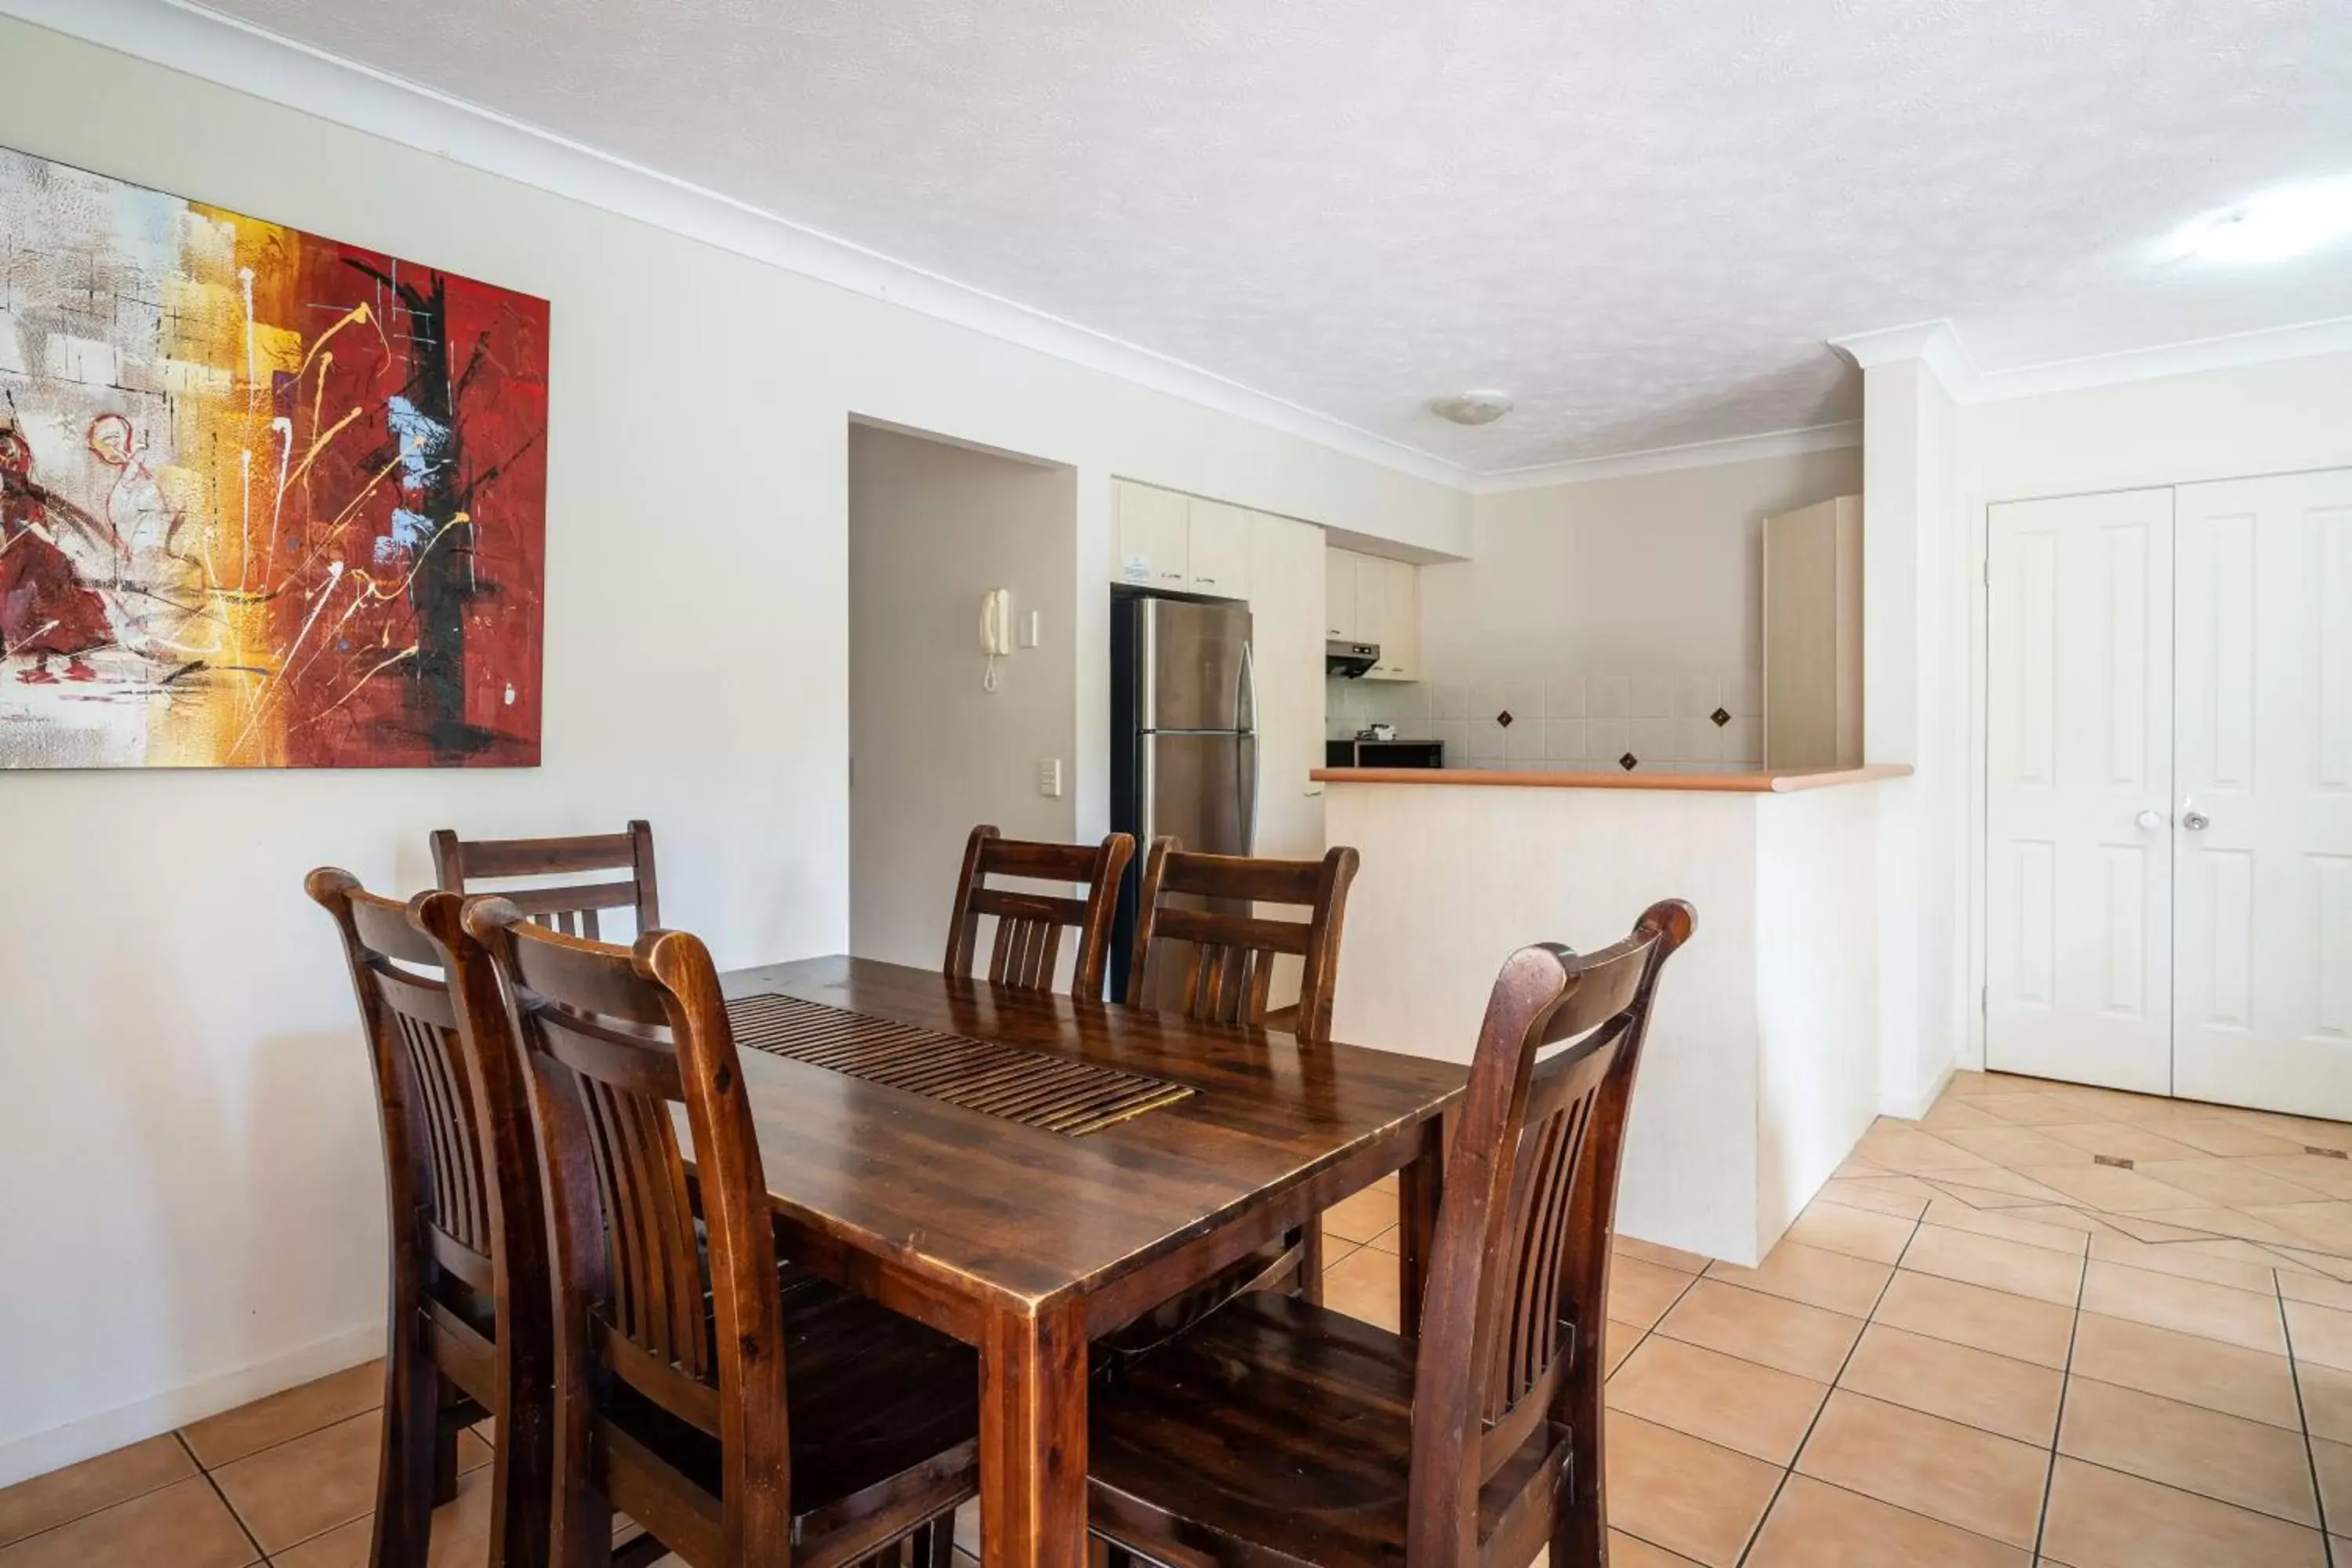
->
[2163, 176, 2352, 265]
[1428, 391, 1515, 426]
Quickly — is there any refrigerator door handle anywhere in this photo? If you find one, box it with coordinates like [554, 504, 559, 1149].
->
[1238, 637, 1258, 735]
[1240, 732, 1259, 856]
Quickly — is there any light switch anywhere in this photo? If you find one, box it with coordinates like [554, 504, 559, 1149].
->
[1037, 758, 1062, 798]
[1020, 609, 1042, 649]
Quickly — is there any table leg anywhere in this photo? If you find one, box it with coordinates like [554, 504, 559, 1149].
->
[1397, 1111, 1446, 1339]
[979, 1295, 1088, 1567]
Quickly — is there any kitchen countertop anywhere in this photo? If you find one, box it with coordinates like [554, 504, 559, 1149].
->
[1309, 763, 1912, 793]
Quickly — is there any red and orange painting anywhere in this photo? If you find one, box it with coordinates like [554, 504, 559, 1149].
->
[0, 145, 546, 768]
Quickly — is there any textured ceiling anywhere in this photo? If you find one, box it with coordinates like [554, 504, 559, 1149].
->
[198, 0, 2352, 471]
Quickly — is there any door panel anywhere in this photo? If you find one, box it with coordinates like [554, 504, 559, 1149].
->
[1142, 598, 1251, 732]
[2172, 471, 2352, 1119]
[1145, 732, 1250, 856]
[1985, 489, 2175, 1094]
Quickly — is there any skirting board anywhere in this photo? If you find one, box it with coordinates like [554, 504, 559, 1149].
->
[1880, 1059, 1958, 1122]
[0, 1319, 383, 1490]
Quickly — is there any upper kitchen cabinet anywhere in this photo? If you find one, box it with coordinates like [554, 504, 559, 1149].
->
[1326, 546, 1420, 681]
[1762, 494, 1863, 769]
[1112, 480, 1252, 600]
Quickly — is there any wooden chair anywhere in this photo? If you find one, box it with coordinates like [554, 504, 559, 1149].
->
[1123, 838, 1359, 1044]
[306, 870, 563, 1568]
[463, 898, 979, 1568]
[1089, 900, 1696, 1568]
[1119, 838, 1359, 1306]
[943, 826, 1135, 999]
[432, 821, 659, 939]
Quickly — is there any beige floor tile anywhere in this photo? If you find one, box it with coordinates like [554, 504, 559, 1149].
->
[2078, 1261, 2285, 1354]
[1605, 1530, 1704, 1566]
[1602, 1412, 1781, 1568]
[2057, 1377, 2316, 1525]
[2014, 1163, 2206, 1213]
[1917, 1098, 2013, 1132]
[1816, 1177, 1935, 1219]
[2280, 1269, 2352, 1310]
[1898, 1224, 2085, 1306]
[1320, 1242, 1400, 1333]
[1872, 1271, 2077, 1370]
[1932, 1124, 2100, 1168]
[2311, 1438, 2352, 1534]
[1606, 1316, 1642, 1376]
[2083, 1232, 2279, 1294]
[1830, 1155, 1890, 1180]
[2274, 1244, 2352, 1279]
[1606, 1336, 1829, 1465]
[2038, 1455, 2325, 1568]
[1357, 1223, 1398, 1256]
[211, 1410, 379, 1553]
[1919, 1166, 2081, 1207]
[2130, 1157, 2338, 1208]
[2241, 1201, 2352, 1255]
[1320, 1184, 1397, 1244]
[1944, 1070, 2032, 1099]
[272, 1468, 494, 1568]
[1795, 1390, 2048, 1549]
[2035, 1123, 2209, 1164]
[2242, 1155, 2352, 1200]
[1998, 1203, 2136, 1237]
[2094, 1210, 2227, 1243]
[2299, 1362, 2352, 1445]
[2284, 1296, 2352, 1372]
[2156, 1120, 2312, 1159]
[0, 1436, 194, 1549]
[2068, 1312, 2299, 1428]
[1616, 1235, 1711, 1275]
[1853, 1127, 1994, 1174]
[1744, 1474, 2029, 1568]
[0, 1475, 256, 1568]
[1919, 1199, 2089, 1255]
[1704, 1242, 1891, 1318]
[1653, 1279, 1865, 1383]
[1973, 1091, 2125, 1127]
[1782, 1200, 1916, 1265]
[2121, 1204, 2314, 1247]
[177, 1361, 382, 1470]
[1610, 1255, 1699, 1330]
[1837, 1323, 2063, 1446]
[2230, 1111, 2352, 1152]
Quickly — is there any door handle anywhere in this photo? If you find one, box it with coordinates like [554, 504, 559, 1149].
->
[2136, 809, 2165, 829]
[2183, 810, 2211, 831]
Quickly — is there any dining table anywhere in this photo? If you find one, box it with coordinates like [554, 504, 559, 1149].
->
[707, 953, 1468, 1568]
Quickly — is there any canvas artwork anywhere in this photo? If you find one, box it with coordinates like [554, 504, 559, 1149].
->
[0, 145, 548, 768]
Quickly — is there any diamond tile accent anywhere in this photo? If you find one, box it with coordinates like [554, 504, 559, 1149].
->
[1495, 710, 1514, 728]
[1619, 753, 1638, 771]
[1711, 706, 1731, 726]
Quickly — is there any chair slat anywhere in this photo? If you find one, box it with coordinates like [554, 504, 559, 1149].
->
[432, 820, 659, 941]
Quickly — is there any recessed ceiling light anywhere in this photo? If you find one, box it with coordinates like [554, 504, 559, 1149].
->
[2163, 176, 2352, 265]
[1428, 390, 1514, 426]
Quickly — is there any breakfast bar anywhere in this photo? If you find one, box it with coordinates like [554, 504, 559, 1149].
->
[1315, 762, 1911, 1265]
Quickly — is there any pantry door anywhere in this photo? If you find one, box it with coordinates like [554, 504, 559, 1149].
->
[2171, 470, 2352, 1120]
[1984, 488, 2176, 1094]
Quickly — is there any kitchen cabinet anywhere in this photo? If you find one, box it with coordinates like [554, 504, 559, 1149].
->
[1112, 481, 1254, 600]
[1247, 509, 1328, 864]
[1325, 546, 1419, 681]
[1762, 495, 1862, 769]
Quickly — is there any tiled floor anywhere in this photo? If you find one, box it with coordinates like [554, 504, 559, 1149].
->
[15, 1076, 2352, 1565]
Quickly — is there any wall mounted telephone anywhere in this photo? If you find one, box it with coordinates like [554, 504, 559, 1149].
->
[981, 588, 1013, 691]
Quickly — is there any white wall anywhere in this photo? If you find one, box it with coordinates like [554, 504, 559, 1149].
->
[0, 17, 1467, 1483]
[848, 425, 1076, 970]
[1370, 448, 1860, 773]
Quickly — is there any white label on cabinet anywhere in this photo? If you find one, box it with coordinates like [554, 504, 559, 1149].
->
[1122, 553, 1152, 584]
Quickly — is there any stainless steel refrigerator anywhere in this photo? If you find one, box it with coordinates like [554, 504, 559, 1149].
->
[1109, 592, 1255, 999]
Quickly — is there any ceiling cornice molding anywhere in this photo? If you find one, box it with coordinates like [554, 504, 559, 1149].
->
[1829, 319, 1981, 401]
[1469, 422, 1863, 495]
[0, 0, 1476, 490]
[1831, 314, 2352, 406]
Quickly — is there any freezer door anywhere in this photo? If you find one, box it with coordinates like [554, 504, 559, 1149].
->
[1144, 731, 1256, 857]
[1142, 597, 1254, 733]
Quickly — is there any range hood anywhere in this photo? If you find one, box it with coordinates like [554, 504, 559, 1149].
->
[1326, 639, 1380, 679]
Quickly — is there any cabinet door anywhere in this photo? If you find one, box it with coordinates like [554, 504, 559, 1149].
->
[1352, 554, 1390, 656]
[1186, 499, 1252, 600]
[1248, 511, 1328, 859]
[1378, 558, 1419, 679]
[1324, 548, 1357, 639]
[1115, 481, 1189, 589]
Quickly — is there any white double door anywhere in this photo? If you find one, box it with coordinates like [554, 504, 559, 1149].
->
[1985, 470, 2352, 1120]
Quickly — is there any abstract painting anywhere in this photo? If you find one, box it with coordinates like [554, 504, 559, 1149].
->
[0, 145, 547, 768]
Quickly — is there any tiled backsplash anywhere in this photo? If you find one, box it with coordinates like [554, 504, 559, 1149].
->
[1326, 670, 1763, 773]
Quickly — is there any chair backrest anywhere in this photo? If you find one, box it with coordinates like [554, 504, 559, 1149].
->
[1403, 900, 1695, 1565]
[431, 821, 659, 941]
[1123, 838, 1359, 1041]
[464, 897, 791, 1552]
[944, 826, 1136, 998]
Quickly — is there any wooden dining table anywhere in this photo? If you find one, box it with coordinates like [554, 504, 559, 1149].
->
[709, 953, 1467, 1568]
